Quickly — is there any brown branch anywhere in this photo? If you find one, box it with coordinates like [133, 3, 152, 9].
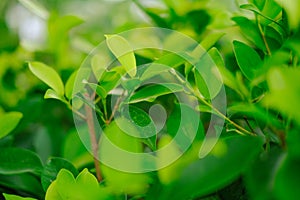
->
[84, 93, 102, 182]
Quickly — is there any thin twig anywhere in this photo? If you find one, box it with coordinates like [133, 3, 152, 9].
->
[107, 91, 125, 124]
[257, 16, 272, 56]
[172, 70, 256, 136]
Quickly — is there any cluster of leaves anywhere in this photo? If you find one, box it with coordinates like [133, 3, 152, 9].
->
[1, 0, 300, 199]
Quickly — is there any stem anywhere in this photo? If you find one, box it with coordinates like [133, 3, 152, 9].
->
[107, 91, 125, 124]
[198, 95, 256, 136]
[67, 103, 87, 120]
[257, 17, 271, 56]
[172, 70, 256, 136]
[84, 93, 102, 182]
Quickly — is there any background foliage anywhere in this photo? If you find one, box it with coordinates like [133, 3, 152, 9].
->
[0, 0, 300, 199]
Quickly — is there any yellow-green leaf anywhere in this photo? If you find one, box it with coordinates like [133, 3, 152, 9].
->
[28, 62, 64, 96]
[105, 34, 136, 77]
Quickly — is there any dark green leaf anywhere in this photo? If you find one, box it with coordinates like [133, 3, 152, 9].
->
[233, 40, 263, 81]
[41, 157, 78, 191]
[118, 105, 157, 150]
[232, 16, 266, 51]
[0, 148, 43, 175]
[129, 83, 184, 104]
[0, 173, 44, 199]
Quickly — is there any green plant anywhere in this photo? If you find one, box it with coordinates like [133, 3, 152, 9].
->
[0, 0, 300, 199]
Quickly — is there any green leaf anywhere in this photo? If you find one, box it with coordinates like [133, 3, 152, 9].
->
[232, 16, 266, 51]
[0, 173, 44, 199]
[99, 68, 124, 94]
[0, 112, 23, 139]
[117, 105, 157, 150]
[129, 83, 184, 104]
[46, 169, 112, 200]
[85, 82, 107, 99]
[233, 40, 263, 81]
[41, 157, 78, 191]
[167, 103, 204, 144]
[208, 48, 240, 95]
[65, 70, 78, 100]
[263, 67, 300, 125]
[194, 52, 223, 99]
[3, 193, 37, 200]
[105, 34, 136, 77]
[158, 136, 263, 199]
[240, 3, 282, 26]
[0, 148, 43, 175]
[28, 62, 64, 96]
[44, 89, 67, 103]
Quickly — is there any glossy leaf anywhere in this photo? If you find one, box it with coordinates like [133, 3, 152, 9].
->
[28, 62, 64, 96]
[41, 157, 78, 191]
[118, 105, 157, 150]
[0, 112, 23, 139]
[0, 148, 43, 175]
[44, 89, 67, 103]
[232, 16, 266, 51]
[233, 40, 263, 81]
[105, 34, 136, 77]
[129, 83, 184, 104]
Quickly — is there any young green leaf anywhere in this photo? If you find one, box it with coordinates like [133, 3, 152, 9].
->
[0, 112, 23, 139]
[0, 148, 43, 175]
[105, 34, 136, 77]
[233, 40, 263, 81]
[129, 83, 184, 104]
[45, 168, 111, 200]
[44, 89, 67, 103]
[28, 62, 64, 96]
[232, 16, 266, 51]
